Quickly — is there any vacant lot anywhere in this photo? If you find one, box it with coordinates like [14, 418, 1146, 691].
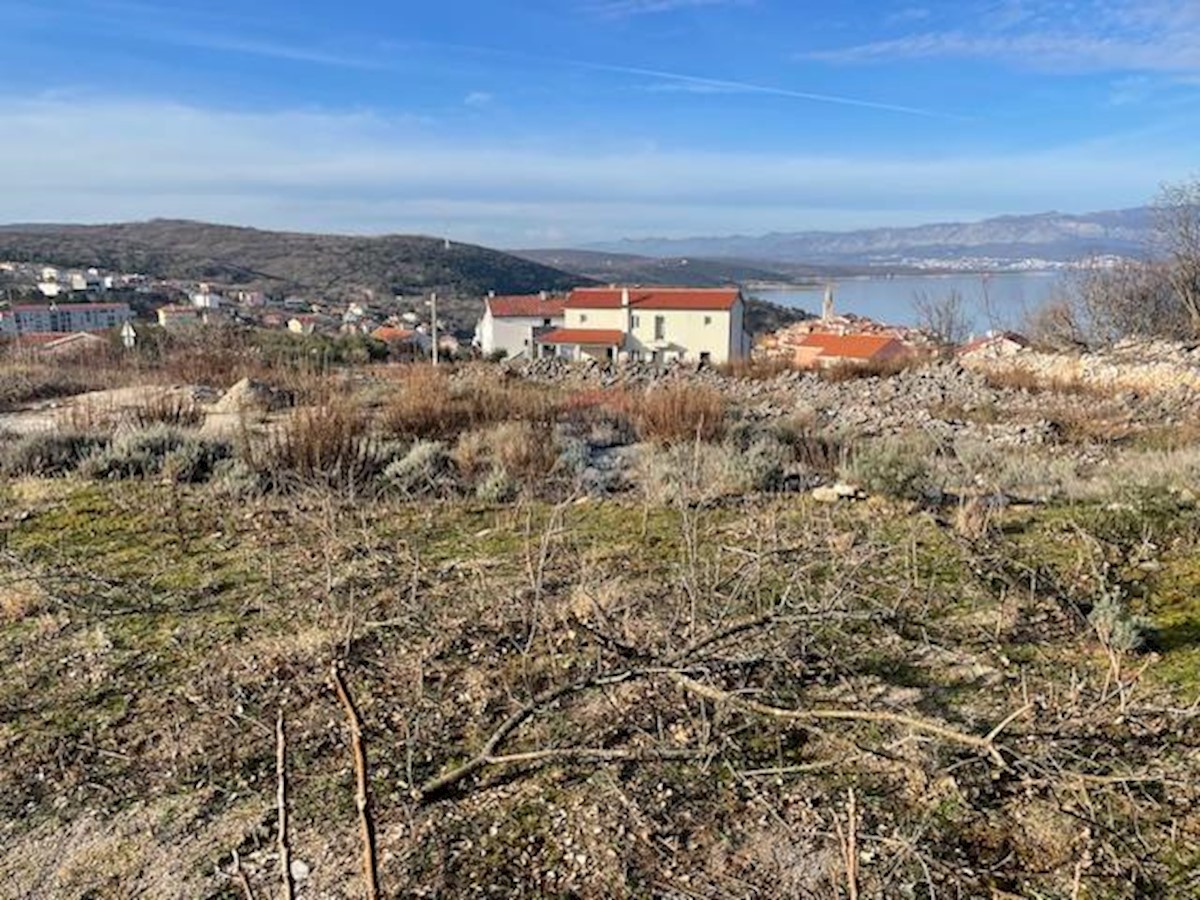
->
[2, 341, 1200, 898]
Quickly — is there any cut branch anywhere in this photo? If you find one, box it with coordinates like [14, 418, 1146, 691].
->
[332, 662, 381, 900]
[276, 708, 295, 900]
[333, 662, 379, 900]
[669, 673, 1013, 768]
[415, 668, 649, 801]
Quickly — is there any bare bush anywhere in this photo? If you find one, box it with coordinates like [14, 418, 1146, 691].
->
[1154, 178, 1200, 333]
[128, 393, 205, 430]
[257, 403, 382, 489]
[634, 383, 726, 444]
[1072, 260, 1188, 343]
[820, 355, 919, 382]
[913, 288, 970, 344]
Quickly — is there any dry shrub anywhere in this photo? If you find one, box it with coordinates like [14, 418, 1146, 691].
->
[634, 383, 726, 444]
[152, 330, 262, 388]
[453, 421, 559, 480]
[382, 367, 562, 441]
[954, 495, 996, 540]
[128, 392, 204, 429]
[982, 366, 1111, 397]
[258, 402, 380, 487]
[0, 581, 49, 623]
[820, 356, 918, 382]
[381, 367, 460, 439]
[0, 360, 100, 411]
[718, 356, 797, 380]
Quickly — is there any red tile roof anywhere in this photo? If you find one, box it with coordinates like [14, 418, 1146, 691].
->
[538, 328, 625, 346]
[564, 287, 740, 311]
[797, 332, 904, 360]
[371, 326, 418, 343]
[487, 294, 566, 318]
[957, 331, 1030, 355]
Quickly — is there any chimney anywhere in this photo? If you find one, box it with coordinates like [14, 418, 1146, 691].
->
[621, 287, 630, 308]
[539, 290, 548, 301]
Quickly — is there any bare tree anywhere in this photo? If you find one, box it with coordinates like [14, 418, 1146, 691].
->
[1154, 178, 1200, 334]
[1072, 258, 1186, 344]
[912, 288, 970, 344]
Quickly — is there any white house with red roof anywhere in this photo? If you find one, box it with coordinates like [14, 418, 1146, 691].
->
[534, 286, 750, 365]
[474, 292, 567, 359]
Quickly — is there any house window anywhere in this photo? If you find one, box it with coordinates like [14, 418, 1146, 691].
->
[543, 318, 551, 326]
[632, 315, 640, 328]
[704, 316, 712, 325]
[700, 352, 712, 365]
[580, 314, 588, 323]
[654, 315, 665, 340]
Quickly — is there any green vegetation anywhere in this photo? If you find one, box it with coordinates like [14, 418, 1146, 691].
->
[2, 482, 1199, 897]
[0, 219, 589, 335]
[4, 337, 1200, 897]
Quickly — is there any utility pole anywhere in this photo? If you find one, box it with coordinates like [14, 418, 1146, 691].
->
[430, 291, 439, 366]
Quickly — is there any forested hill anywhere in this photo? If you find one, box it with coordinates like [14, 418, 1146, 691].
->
[0, 219, 590, 300]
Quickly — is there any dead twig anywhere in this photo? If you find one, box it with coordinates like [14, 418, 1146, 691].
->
[276, 708, 294, 900]
[670, 673, 1016, 768]
[231, 849, 257, 900]
[332, 662, 381, 900]
[415, 668, 651, 800]
[833, 787, 860, 900]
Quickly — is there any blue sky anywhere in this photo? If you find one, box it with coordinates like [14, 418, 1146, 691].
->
[2, 0, 1199, 245]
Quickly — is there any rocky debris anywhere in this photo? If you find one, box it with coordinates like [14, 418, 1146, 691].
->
[812, 482, 866, 503]
[501, 346, 1200, 456]
[211, 378, 292, 414]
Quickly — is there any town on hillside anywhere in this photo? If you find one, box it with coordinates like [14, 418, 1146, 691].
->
[0, 260, 1027, 366]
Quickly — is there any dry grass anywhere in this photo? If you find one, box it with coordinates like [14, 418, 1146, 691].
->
[717, 356, 797, 380]
[981, 365, 1114, 397]
[0, 580, 48, 623]
[453, 421, 560, 480]
[819, 356, 921, 382]
[634, 383, 727, 445]
[381, 366, 561, 442]
[127, 392, 204, 429]
[257, 402, 379, 488]
[0, 359, 107, 411]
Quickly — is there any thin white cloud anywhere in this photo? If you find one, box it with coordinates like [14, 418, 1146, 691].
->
[464, 91, 494, 107]
[803, 0, 1200, 74]
[576, 59, 960, 118]
[144, 31, 389, 70]
[0, 95, 1185, 244]
[587, 0, 748, 19]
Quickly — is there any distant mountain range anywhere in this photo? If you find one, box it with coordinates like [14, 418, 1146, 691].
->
[580, 208, 1155, 267]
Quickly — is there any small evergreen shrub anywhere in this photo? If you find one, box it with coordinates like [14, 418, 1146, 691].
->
[476, 465, 517, 503]
[384, 441, 456, 497]
[0, 430, 107, 477]
[840, 440, 933, 501]
[80, 425, 189, 480]
[162, 437, 234, 483]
